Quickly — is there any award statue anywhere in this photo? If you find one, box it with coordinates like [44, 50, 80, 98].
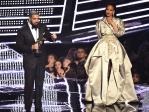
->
[33, 33, 46, 56]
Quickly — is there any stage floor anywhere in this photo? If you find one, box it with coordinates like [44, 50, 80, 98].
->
[0, 76, 149, 112]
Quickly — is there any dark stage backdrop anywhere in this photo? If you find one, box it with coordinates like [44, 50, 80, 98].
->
[0, 0, 149, 43]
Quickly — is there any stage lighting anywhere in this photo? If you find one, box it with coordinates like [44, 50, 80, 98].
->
[0, 0, 66, 36]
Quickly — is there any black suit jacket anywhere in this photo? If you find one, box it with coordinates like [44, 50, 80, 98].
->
[16, 23, 53, 69]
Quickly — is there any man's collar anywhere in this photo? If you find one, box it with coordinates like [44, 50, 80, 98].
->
[28, 21, 32, 29]
[28, 21, 38, 29]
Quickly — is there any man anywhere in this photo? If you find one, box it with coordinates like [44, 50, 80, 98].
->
[75, 48, 88, 94]
[16, 11, 57, 112]
[75, 48, 88, 105]
[75, 48, 88, 80]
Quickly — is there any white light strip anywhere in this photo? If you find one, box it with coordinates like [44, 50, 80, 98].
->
[73, 25, 95, 31]
[72, 23, 149, 42]
[59, 0, 67, 34]
[73, 14, 149, 31]
[125, 23, 149, 31]
[0, 40, 62, 45]
[126, 27, 149, 34]
[0, 26, 22, 29]
[75, 0, 149, 15]
[73, 22, 149, 31]
[0, 70, 24, 74]
[72, 0, 79, 30]
[76, 8, 105, 15]
[74, 39, 98, 43]
[74, 8, 149, 25]
[0, 60, 23, 63]
[46, 24, 61, 27]
[0, 42, 16, 44]
[0, 31, 60, 36]
[0, 25, 61, 29]
[72, 35, 97, 43]
[41, 16, 62, 19]
[72, 0, 149, 30]
[123, 14, 149, 21]
[78, 0, 101, 4]
[0, 33, 17, 36]
[0, 15, 62, 20]
[117, 0, 149, 8]
[75, 17, 102, 24]
[79, 39, 98, 42]
[0, 5, 64, 9]
[117, 8, 149, 16]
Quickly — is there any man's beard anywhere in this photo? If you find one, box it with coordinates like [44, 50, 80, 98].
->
[31, 21, 39, 28]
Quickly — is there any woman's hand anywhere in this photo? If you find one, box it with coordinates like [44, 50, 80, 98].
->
[107, 18, 118, 32]
[57, 69, 64, 78]
[51, 33, 57, 41]
[107, 18, 113, 25]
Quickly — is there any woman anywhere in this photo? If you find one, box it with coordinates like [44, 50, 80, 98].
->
[54, 60, 64, 78]
[85, 3, 138, 105]
[63, 57, 76, 78]
[45, 54, 57, 73]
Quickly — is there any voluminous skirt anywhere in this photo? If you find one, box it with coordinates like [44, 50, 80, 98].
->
[85, 38, 138, 105]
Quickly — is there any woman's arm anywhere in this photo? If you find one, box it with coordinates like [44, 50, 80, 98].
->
[96, 20, 101, 39]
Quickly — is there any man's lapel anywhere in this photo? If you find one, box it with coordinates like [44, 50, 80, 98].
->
[39, 26, 45, 39]
[26, 24, 36, 43]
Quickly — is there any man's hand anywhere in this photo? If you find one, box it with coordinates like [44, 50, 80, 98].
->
[32, 43, 39, 50]
[51, 33, 57, 41]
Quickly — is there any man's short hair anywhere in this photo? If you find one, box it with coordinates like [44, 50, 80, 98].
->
[77, 47, 87, 54]
[29, 10, 40, 18]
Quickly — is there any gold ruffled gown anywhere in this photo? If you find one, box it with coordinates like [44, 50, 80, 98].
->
[85, 17, 138, 105]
